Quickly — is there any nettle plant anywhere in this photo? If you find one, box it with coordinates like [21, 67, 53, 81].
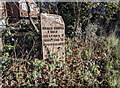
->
[2, 27, 14, 57]
[2, 32, 120, 87]
[105, 36, 120, 87]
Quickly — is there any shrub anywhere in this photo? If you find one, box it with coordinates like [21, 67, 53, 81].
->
[2, 35, 120, 87]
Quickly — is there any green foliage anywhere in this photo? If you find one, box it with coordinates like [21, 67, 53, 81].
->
[2, 35, 120, 87]
[104, 36, 120, 87]
[1, 2, 120, 87]
[58, 2, 120, 38]
[2, 27, 14, 57]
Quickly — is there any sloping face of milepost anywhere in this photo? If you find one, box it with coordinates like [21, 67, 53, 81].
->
[41, 13, 65, 61]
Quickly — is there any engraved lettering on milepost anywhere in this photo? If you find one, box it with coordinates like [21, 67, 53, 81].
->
[41, 13, 65, 60]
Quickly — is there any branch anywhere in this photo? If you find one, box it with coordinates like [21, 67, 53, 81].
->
[25, 0, 39, 34]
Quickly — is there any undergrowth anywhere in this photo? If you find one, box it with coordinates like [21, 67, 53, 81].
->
[1, 35, 120, 87]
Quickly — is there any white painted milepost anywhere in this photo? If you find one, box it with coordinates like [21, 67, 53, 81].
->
[41, 13, 65, 61]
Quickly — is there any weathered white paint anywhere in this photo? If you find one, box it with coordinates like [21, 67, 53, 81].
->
[0, 19, 6, 29]
[0, 19, 6, 56]
[41, 13, 65, 60]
